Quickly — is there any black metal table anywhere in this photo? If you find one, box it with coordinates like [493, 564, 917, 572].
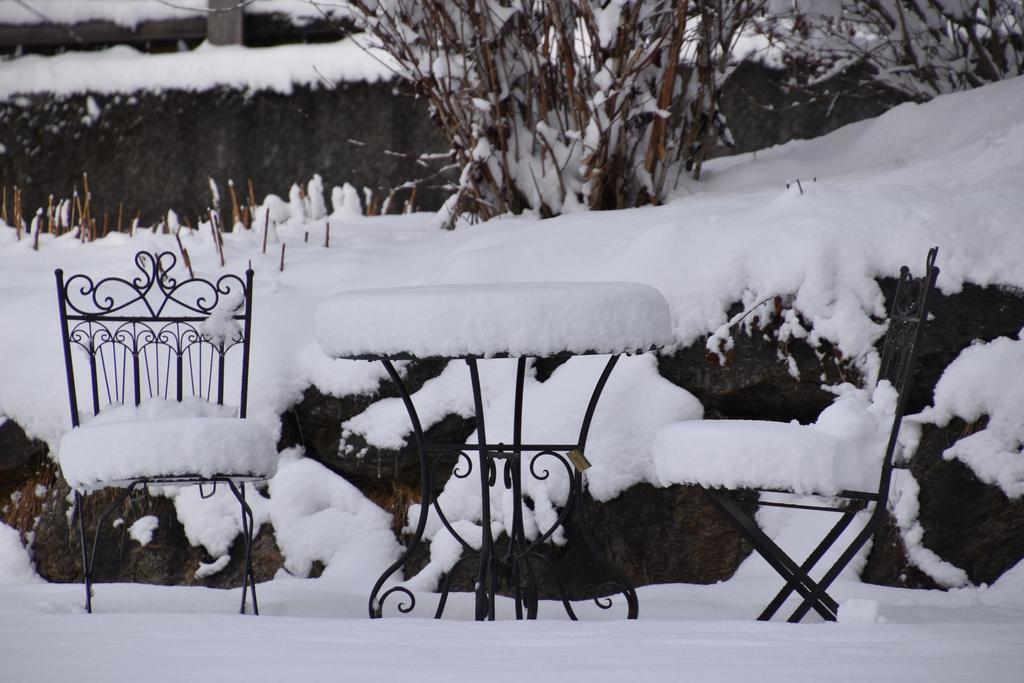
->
[356, 352, 638, 621]
[315, 280, 674, 621]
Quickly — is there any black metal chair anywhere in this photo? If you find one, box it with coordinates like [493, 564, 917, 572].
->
[54, 250, 276, 614]
[652, 247, 939, 622]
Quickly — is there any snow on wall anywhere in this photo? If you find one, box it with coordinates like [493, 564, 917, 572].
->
[0, 37, 394, 98]
[0, 522, 39, 584]
[0, 0, 351, 28]
[0, 0, 205, 27]
[918, 330, 1024, 499]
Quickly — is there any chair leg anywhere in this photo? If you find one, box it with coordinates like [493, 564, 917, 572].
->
[227, 481, 259, 616]
[80, 483, 138, 614]
[708, 493, 838, 621]
[758, 510, 856, 620]
[786, 510, 884, 623]
[74, 491, 92, 614]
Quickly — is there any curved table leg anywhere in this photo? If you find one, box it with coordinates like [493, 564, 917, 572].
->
[570, 354, 639, 619]
[368, 359, 433, 618]
[467, 357, 496, 621]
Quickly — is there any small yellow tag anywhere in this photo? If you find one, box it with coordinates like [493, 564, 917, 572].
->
[567, 448, 592, 472]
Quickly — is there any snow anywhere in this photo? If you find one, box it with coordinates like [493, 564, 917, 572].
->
[888, 469, 970, 588]
[0, 0, 204, 27]
[198, 291, 245, 348]
[194, 555, 230, 579]
[172, 481, 268, 561]
[0, 70, 1023, 679]
[0, 522, 39, 584]
[918, 330, 1024, 498]
[653, 383, 898, 496]
[0, 569, 1022, 682]
[0, 38, 394, 98]
[0, 0, 351, 28]
[58, 398, 277, 490]
[837, 597, 882, 623]
[127, 516, 159, 546]
[268, 451, 402, 584]
[315, 281, 673, 359]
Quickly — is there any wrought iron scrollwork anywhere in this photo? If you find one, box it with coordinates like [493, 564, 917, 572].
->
[529, 449, 572, 483]
[373, 585, 417, 617]
[56, 250, 255, 416]
[450, 450, 474, 479]
[61, 249, 248, 319]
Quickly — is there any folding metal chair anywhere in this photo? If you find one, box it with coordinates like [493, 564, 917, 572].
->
[653, 247, 939, 622]
[54, 250, 276, 614]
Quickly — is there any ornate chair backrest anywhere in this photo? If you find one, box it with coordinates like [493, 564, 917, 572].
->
[55, 251, 255, 428]
[875, 247, 939, 497]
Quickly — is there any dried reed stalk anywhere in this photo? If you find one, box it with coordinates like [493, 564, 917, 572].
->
[80, 174, 91, 238]
[228, 179, 241, 227]
[175, 233, 195, 278]
[13, 187, 22, 240]
[32, 210, 40, 250]
[262, 208, 270, 254]
[209, 211, 226, 268]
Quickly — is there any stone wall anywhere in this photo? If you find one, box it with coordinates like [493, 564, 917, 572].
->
[0, 82, 450, 225]
[4, 284, 1021, 596]
[0, 61, 904, 226]
[2, 63, 1016, 599]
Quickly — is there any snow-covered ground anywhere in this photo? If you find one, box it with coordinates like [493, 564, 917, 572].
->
[1, 564, 1023, 683]
[1, 63, 1023, 681]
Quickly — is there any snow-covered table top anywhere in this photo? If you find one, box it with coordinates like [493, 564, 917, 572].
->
[315, 281, 673, 359]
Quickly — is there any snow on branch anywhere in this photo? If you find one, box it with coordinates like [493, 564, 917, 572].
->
[754, 1, 1024, 100]
[346, 0, 763, 227]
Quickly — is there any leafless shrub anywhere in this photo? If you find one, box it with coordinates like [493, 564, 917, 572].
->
[756, 1, 1024, 100]
[347, 1, 764, 227]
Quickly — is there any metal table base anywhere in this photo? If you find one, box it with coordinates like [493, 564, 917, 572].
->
[367, 354, 639, 621]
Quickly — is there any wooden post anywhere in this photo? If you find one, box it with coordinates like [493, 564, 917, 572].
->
[207, 0, 243, 45]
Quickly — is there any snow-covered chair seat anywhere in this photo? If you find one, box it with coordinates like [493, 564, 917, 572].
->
[653, 385, 896, 497]
[59, 400, 277, 491]
[652, 248, 939, 624]
[316, 281, 673, 359]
